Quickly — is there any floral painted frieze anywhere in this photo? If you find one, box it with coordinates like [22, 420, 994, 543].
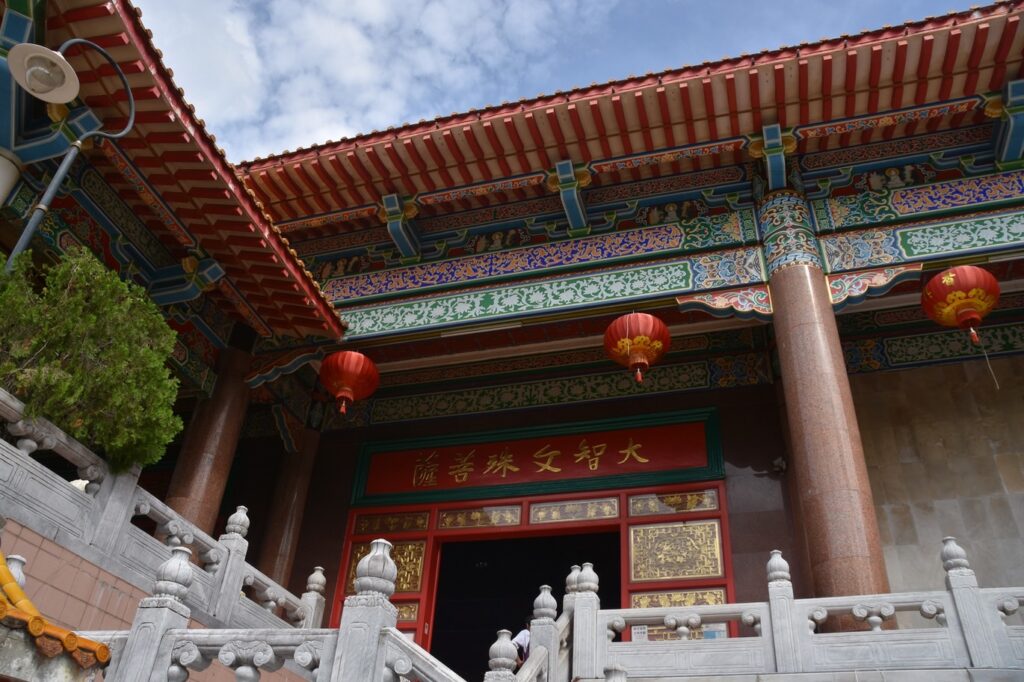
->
[827, 264, 923, 309]
[844, 322, 1024, 373]
[326, 213, 756, 303]
[821, 211, 1024, 272]
[799, 125, 992, 172]
[369, 353, 769, 424]
[340, 247, 763, 338]
[814, 170, 1024, 232]
[677, 286, 772, 320]
[341, 258, 688, 338]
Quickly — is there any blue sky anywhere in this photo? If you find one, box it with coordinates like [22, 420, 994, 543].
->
[132, 0, 978, 162]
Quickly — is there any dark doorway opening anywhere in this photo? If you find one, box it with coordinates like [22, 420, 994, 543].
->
[430, 531, 620, 680]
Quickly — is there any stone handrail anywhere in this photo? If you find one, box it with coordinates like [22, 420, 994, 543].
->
[0, 387, 323, 630]
[383, 626, 467, 682]
[562, 540, 1021, 679]
[513, 644, 548, 682]
[32, 535, 1024, 681]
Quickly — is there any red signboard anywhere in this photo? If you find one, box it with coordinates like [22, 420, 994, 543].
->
[363, 421, 707, 496]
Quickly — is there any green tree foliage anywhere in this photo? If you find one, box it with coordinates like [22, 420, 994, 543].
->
[0, 248, 182, 470]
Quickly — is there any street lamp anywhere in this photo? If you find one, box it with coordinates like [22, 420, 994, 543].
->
[4, 38, 136, 273]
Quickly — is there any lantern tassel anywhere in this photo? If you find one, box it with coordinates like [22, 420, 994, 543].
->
[339, 400, 348, 415]
[969, 327, 980, 345]
[634, 367, 643, 384]
[977, 336, 1001, 391]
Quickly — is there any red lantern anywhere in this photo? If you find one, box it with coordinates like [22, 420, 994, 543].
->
[319, 351, 379, 414]
[603, 312, 670, 383]
[921, 265, 1000, 345]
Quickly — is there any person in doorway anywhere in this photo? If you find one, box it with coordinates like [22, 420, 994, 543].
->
[512, 618, 530, 671]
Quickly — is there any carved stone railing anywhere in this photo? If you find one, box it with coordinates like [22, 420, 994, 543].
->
[68, 533, 1024, 681]
[562, 539, 1023, 679]
[0, 387, 323, 630]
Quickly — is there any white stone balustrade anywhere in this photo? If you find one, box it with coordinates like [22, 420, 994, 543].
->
[69, 533, 1024, 681]
[0, 387, 322, 631]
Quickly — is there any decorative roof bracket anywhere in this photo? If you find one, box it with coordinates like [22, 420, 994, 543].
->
[148, 257, 225, 306]
[749, 124, 796, 191]
[549, 159, 591, 236]
[381, 193, 420, 261]
[991, 79, 1024, 169]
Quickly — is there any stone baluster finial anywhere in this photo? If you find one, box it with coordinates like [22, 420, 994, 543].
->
[767, 549, 791, 582]
[941, 536, 971, 573]
[306, 566, 327, 595]
[533, 584, 557, 620]
[354, 538, 397, 597]
[487, 629, 518, 671]
[566, 564, 581, 593]
[577, 562, 599, 593]
[5, 555, 26, 588]
[153, 546, 194, 601]
[225, 505, 250, 537]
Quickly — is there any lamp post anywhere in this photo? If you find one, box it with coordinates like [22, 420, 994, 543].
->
[4, 38, 136, 273]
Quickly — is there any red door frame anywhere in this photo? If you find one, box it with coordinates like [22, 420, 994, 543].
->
[333, 480, 733, 649]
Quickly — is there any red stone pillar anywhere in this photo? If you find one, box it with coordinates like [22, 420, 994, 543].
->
[759, 190, 889, 597]
[165, 347, 252, 535]
[257, 428, 320, 587]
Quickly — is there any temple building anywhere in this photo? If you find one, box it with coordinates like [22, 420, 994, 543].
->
[1, 0, 1024, 679]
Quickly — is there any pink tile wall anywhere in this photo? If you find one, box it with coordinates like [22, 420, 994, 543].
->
[3, 520, 305, 681]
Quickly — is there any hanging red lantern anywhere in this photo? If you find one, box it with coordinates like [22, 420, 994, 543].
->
[603, 312, 670, 383]
[921, 265, 1000, 345]
[319, 351, 379, 414]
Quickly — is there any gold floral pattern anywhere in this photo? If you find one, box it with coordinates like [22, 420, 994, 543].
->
[629, 520, 723, 581]
[345, 540, 426, 594]
[628, 490, 719, 516]
[630, 589, 728, 641]
[530, 498, 619, 524]
[396, 602, 419, 622]
[355, 511, 430, 534]
[438, 506, 521, 529]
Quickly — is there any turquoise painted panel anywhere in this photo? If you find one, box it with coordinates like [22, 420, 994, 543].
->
[325, 211, 755, 303]
[821, 211, 1024, 272]
[813, 170, 1024, 232]
[341, 247, 763, 338]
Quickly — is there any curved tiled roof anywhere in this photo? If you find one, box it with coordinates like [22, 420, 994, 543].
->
[235, 0, 1024, 240]
[45, 0, 346, 339]
[0, 551, 111, 670]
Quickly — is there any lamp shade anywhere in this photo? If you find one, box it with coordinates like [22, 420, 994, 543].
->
[319, 351, 379, 414]
[603, 312, 670, 383]
[7, 43, 80, 104]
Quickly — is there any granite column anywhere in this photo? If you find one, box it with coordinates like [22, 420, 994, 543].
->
[165, 346, 252, 535]
[759, 190, 889, 597]
[257, 427, 320, 587]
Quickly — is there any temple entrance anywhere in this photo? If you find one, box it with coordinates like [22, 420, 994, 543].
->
[429, 531, 621, 680]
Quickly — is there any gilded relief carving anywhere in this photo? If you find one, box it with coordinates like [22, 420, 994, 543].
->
[396, 602, 419, 622]
[630, 588, 726, 609]
[628, 490, 719, 516]
[345, 540, 426, 594]
[530, 497, 619, 524]
[354, 511, 430, 534]
[630, 588, 727, 641]
[438, 506, 521, 529]
[629, 520, 723, 581]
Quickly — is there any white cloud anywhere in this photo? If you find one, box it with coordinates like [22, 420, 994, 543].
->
[133, 0, 618, 162]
